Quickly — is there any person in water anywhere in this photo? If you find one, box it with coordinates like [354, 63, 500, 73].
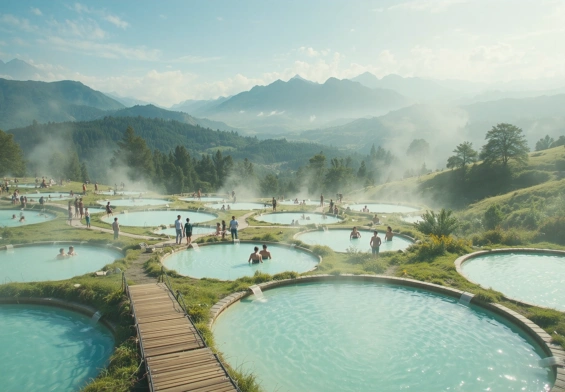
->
[68, 246, 77, 256]
[19, 215, 25, 222]
[350, 226, 361, 239]
[385, 226, 394, 241]
[259, 244, 272, 261]
[370, 231, 382, 258]
[56, 248, 68, 259]
[248, 246, 263, 264]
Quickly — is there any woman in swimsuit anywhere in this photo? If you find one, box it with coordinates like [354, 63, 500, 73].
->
[248, 246, 263, 264]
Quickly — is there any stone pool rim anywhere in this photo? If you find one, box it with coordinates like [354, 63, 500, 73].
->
[293, 227, 416, 253]
[160, 240, 322, 281]
[344, 201, 422, 213]
[455, 248, 565, 310]
[208, 274, 565, 390]
[254, 211, 344, 225]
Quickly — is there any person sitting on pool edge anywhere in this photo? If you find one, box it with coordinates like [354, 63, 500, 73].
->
[259, 244, 272, 261]
[248, 246, 263, 264]
[385, 226, 394, 241]
[56, 248, 68, 259]
[350, 226, 361, 239]
[68, 246, 77, 256]
[372, 215, 380, 224]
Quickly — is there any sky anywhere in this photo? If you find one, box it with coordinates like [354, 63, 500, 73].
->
[1, 0, 565, 106]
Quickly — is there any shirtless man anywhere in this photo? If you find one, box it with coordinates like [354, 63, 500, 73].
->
[68, 246, 77, 256]
[385, 226, 394, 241]
[248, 246, 263, 264]
[259, 244, 272, 261]
[56, 248, 68, 259]
[370, 231, 382, 258]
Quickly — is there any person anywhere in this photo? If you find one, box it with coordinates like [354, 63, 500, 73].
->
[68, 206, 73, 226]
[385, 226, 394, 241]
[350, 227, 361, 239]
[301, 213, 306, 220]
[372, 215, 380, 224]
[259, 244, 272, 261]
[272, 197, 277, 212]
[19, 215, 25, 223]
[221, 220, 226, 239]
[329, 199, 334, 211]
[363, 205, 369, 213]
[294, 198, 299, 204]
[215, 222, 222, 236]
[82, 183, 87, 195]
[106, 202, 113, 216]
[11, 214, 16, 220]
[320, 194, 324, 207]
[56, 248, 68, 259]
[85, 208, 91, 228]
[197, 188, 202, 201]
[290, 219, 295, 226]
[68, 246, 77, 256]
[79, 198, 84, 219]
[175, 215, 183, 245]
[248, 246, 263, 264]
[112, 217, 120, 240]
[39, 196, 44, 207]
[94, 182, 98, 192]
[334, 205, 339, 215]
[370, 231, 382, 258]
[184, 218, 192, 245]
[74, 198, 79, 218]
[221, 204, 226, 211]
[229, 215, 239, 242]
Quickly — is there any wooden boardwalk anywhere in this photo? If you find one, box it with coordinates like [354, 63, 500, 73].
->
[127, 283, 239, 392]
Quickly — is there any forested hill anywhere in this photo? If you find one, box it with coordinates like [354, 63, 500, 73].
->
[8, 116, 338, 168]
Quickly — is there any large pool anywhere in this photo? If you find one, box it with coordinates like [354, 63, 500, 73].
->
[206, 202, 269, 210]
[100, 210, 216, 227]
[0, 244, 122, 283]
[179, 196, 226, 202]
[20, 192, 74, 200]
[347, 203, 419, 213]
[214, 282, 553, 392]
[0, 304, 114, 391]
[97, 198, 170, 207]
[163, 243, 319, 280]
[157, 226, 216, 237]
[279, 199, 320, 206]
[0, 209, 56, 228]
[461, 252, 565, 311]
[296, 229, 413, 253]
[97, 191, 146, 196]
[255, 212, 341, 225]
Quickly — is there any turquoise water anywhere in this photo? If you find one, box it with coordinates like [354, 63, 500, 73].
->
[461, 252, 565, 311]
[0, 244, 122, 283]
[279, 199, 320, 206]
[0, 209, 56, 228]
[179, 196, 226, 202]
[163, 243, 319, 280]
[214, 282, 552, 392]
[206, 202, 269, 210]
[256, 212, 341, 225]
[296, 229, 413, 253]
[97, 198, 169, 207]
[100, 210, 215, 227]
[20, 192, 74, 200]
[347, 203, 419, 213]
[0, 304, 114, 391]
[157, 226, 216, 236]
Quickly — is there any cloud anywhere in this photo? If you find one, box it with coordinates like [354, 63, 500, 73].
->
[172, 55, 222, 64]
[30, 8, 42, 16]
[388, 0, 468, 13]
[299, 46, 320, 57]
[104, 15, 129, 29]
[0, 14, 37, 32]
[48, 18, 107, 39]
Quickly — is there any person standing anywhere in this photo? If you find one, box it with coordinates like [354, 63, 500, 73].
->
[82, 183, 87, 195]
[320, 194, 324, 207]
[105, 202, 113, 216]
[112, 217, 120, 240]
[85, 208, 91, 228]
[370, 231, 382, 258]
[272, 197, 277, 212]
[68, 205, 73, 226]
[78, 198, 84, 219]
[229, 215, 239, 242]
[221, 220, 226, 239]
[184, 218, 192, 245]
[174, 215, 183, 245]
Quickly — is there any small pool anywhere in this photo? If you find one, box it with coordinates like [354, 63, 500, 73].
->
[19, 192, 74, 200]
[0, 210, 56, 228]
[0, 304, 114, 391]
[163, 243, 319, 280]
[100, 210, 215, 227]
[296, 229, 413, 253]
[347, 203, 419, 213]
[213, 282, 553, 392]
[460, 252, 565, 311]
[97, 198, 169, 207]
[206, 202, 268, 210]
[179, 196, 226, 202]
[402, 215, 423, 224]
[0, 244, 122, 283]
[156, 226, 216, 237]
[255, 212, 341, 225]
[279, 199, 320, 206]
[97, 191, 146, 196]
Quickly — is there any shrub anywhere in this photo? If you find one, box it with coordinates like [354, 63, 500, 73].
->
[310, 245, 333, 257]
[345, 247, 372, 264]
[538, 217, 565, 245]
[473, 289, 503, 303]
[555, 159, 565, 171]
[501, 230, 522, 245]
[261, 233, 276, 241]
[414, 209, 459, 236]
[416, 235, 471, 260]
[272, 271, 298, 280]
[483, 204, 504, 230]
[362, 259, 387, 274]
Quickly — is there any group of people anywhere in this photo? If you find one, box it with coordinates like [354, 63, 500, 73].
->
[248, 244, 272, 264]
[56, 246, 78, 259]
[174, 215, 240, 245]
[350, 226, 394, 257]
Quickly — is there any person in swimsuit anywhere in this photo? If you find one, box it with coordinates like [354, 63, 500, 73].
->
[216, 222, 222, 236]
[106, 202, 113, 216]
[350, 227, 361, 239]
[259, 244, 272, 261]
[56, 248, 68, 259]
[385, 226, 394, 241]
[19, 215, 25, 222]
[184, 218, 192, 245]
[68, 246, 77, 256]
[85, 208, 91, 228]
[248, 246, 263, 264]
[370, 231, 382, 258]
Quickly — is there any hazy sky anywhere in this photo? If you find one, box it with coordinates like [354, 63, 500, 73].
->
[1, 0, 564, 105]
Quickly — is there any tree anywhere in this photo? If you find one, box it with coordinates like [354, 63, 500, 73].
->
[551, 135, 565, 148]
[446, 141, 478, 170]
[0, 129, 26, 176]
[406, 139, 430, 162]
[483, 204, 504, 230]
[480, 123, 529, 166]
[113, 126, 155, 181]
[260, 174, 279, 196]
[357, 160, 367, 178]
[80, 162, 90, 183]
[66, 150, 82, 181]
[535, 135, 555, 151]
[414, 209, 459, 237]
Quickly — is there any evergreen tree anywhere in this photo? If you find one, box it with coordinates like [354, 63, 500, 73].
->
[113, 126, 155, 180]
[0, 129, 26, 176]
[357, 160, 367, 178]
[406, 139, 430, 162]
[80, 162, 90, 183]
[535, 135, 555, 151]
[480, 123, 529, 166]
[65, 150, 82, 181]
[260, 174, 279, 196]
[446, 142, 478, 170]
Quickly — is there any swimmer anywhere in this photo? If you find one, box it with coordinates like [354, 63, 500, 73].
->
[19, 215, 25, 222]
[350, 226, 361, 239]
[385, 226, 394, 241]
[68, 246, 77, 256]
[290, 219, 295, 225]
[11, 214, 16, 220]
[221, 204, 226, 211]
[56, 248, 68, 259]
[248, 246, 263, 264]
[259, 244, 272, 261]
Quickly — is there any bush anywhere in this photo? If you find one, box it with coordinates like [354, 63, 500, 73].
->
[555, 159, 565, 171]
[345, 247, 372, 264]
[503, 207, 542, 230]
[272, 271, 298, 280]
[310, 245, 333, 257]
[261, 233, 276, 241]
[362, 259, 387, 274]
[473, 288, 503, 303]
[416, 235, 471, 260]
[483, 204, 504, 230]
[414, 209, 459, 236]
[538, 217, 565, 245]
[501, 230, 522, 245]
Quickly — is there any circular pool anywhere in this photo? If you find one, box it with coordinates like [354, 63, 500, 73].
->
[0, 244, 123, 283]
[279, 199, 320, 206]
[100, 210, 215, 227]
[0, 209, 56, 228]
[179, 196, 226, 203]
[347, 203, 419, 214]
[296, 229, 414, 253]
[157, 226, 216, 237]
[206, 202, 268, 210]
[459, 251, 565, 311]
[19, 192, 74, 200]
[0, 304, 114, 391]
[255, 212, 341, 225]
[163, 243, 319, 280]
[213, 281, 553, 392]
[97, 191, 146, 196]
[97, 198, 169, 207]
